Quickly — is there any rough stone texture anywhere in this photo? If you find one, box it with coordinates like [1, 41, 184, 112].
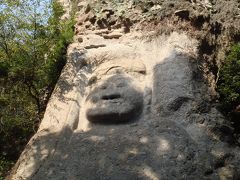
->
[9, 0, 240, 179]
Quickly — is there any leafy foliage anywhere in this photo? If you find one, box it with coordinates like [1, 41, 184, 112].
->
[0, 157, 13, 178]
[218, 44, 240, 112]
[0, 0, 74, 177]
[217, 43, 240, 138]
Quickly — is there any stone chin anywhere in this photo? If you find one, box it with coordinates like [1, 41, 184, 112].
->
[86, 99, 143, 123]
[85, 75, 144, 124]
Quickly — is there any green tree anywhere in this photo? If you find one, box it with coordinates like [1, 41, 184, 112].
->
[0, 0, 74, 177]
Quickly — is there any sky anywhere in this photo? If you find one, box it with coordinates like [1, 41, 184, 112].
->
[0, 0, 52, 25]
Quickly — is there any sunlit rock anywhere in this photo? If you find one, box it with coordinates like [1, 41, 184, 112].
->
[9, 1, 240, 179]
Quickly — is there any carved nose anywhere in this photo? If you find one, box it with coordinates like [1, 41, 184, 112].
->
[101, 94, 121, 100]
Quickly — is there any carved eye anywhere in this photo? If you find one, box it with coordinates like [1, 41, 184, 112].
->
[91, 96, 98, 103]
[99, 84, 107, 89]
[115, 69, 123, 74]
[107, 67, 124, 74]
[88, 76, 97, 85]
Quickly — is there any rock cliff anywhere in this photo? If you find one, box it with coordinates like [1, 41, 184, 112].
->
[9, 0, 240, 179]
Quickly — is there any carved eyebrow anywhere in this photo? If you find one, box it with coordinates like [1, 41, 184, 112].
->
[105, 66, 123, 74]
[105, 65, 146, 74]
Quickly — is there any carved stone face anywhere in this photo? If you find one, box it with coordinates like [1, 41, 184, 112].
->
[85, 68, 144, 124]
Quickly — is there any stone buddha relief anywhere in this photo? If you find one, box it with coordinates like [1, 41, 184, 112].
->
[84, 59, 146, 124]
[9, 32, 240, 179]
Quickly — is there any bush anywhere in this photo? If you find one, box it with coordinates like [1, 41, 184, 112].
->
[0, 157, 13, 179]
[217, 43, 240, 136]
[218, 44, 240, 112]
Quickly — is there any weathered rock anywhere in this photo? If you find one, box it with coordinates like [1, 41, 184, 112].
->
[102, 32, 123, 39]
[77, 36, 83, 43]
[9, 0, 240, 179]
[175, 9, 190, 20]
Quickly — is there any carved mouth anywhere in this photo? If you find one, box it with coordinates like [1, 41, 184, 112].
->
[101, 94, 121, 100]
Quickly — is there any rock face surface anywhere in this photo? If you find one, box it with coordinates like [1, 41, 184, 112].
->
[10, 0, 240, 179]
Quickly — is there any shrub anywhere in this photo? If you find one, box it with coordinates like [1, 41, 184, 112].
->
[217, 44, 240, 112]
[217, 43, 240, 137]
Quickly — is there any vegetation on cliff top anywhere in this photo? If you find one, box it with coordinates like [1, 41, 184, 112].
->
[0, 0, 74, 177]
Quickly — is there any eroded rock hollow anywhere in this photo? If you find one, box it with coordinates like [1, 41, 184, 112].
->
[10, 0, 240, 179]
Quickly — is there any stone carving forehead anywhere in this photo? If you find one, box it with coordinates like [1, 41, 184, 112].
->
[93, 58, 146, 76]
